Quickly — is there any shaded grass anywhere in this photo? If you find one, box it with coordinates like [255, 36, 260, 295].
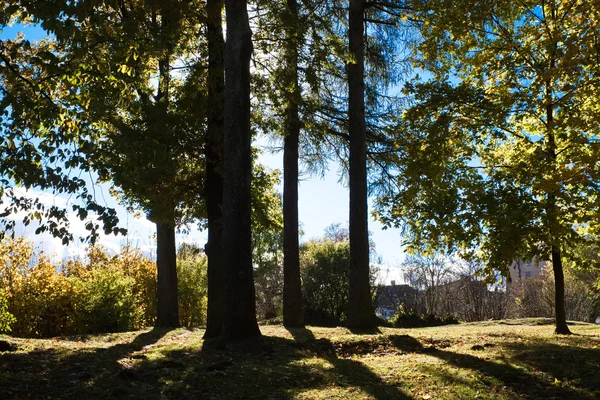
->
[464, 317, 593, 327]
[1, 319, 599, 399]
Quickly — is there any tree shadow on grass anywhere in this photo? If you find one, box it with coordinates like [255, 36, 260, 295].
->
[501, 338, 600, 398]
[137, 329, 599, 399]
[3, 327, 597, 399]
[0, 327, 173, 400]
[0, 325, 410, 399]
[135, 326, 410, 399]
[347, 326, 383, 335]
[285, 327, 410, 399]
[387, 334, 596, 399]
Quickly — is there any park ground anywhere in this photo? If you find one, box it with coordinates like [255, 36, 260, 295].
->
[1, 318, 599, 399]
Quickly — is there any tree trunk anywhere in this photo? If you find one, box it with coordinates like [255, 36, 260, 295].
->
[154, 19, 178, 328]
[222, 0, 260, 340]
[204, 0, 226, 339]
[552, 246, 571, 334]
[545, 64, 571, 335]
[547, 188, 570, 335]
[347, 0, 374, 329]
[282, 0, 304, 328]
[156, 221, 179, 327]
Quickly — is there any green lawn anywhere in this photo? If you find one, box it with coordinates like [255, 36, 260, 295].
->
[1, 318, 599, 399]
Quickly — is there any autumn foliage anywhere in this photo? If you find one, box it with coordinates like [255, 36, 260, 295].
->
[0, 237, 206, 337]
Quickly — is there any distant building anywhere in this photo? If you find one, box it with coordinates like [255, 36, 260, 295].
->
[375, 281, 420, 319]
[507, 259, 548, 289]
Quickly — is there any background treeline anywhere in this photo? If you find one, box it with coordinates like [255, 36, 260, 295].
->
[506, 267, 600, 323]
[1, 232, 599, 338]
[383, 254, 600, 327]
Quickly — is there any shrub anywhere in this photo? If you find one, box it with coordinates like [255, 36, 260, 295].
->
[9, 255, 77, 337]
[0, 290, 15, 333]
[390, 305, 459, 328]
[0, 238, 209, 336]
[177, 252, 207, 328]
[300, 239, 350, 325]
[253, 231, 284, 320]
[541, 266, 600, 322]
[507, 263, 600, 323]
[113, 248, 157, 326]
[65, 246, 158, 329]
[0, 237, 34, 292]
[300, 237, 381, 326]
[254, 260, 283, 320]
[0, 239, 159, 337]
[65, 245, 160, 333]
[0, 238, 77, 337]
[70, 266, 141, 333]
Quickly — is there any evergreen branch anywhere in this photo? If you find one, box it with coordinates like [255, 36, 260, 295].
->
[365, 18, 395, 26]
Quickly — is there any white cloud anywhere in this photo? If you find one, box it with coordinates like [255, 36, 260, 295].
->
[376, 263, 407, 286]
[1, 188, 209, 261]
[2, 188, 131, 260]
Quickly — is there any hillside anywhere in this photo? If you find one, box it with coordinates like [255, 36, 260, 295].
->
[1, 319, 599, 399]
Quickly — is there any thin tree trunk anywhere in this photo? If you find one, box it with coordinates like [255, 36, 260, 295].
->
[545, 55, 571, 334]
[222, 0, 260, 340]
[347, 0, 374, 329]
[552, 246, 571, 334]
[282, 0, 304, 328]
[547, 186, 570, 335]
[204, 0, 226, 339]
[156, 220, 179, 327]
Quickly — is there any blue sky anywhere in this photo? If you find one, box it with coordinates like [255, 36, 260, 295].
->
[0, 22, 406, 283]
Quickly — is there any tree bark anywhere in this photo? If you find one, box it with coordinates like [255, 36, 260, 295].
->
[551, 246, 571, 334]
[154, 19, 179, 328]
[222, 0, 260, 340]
[203, 0, 226, 339]
[545, 65, 571, 335]
[347, 0, 374, 329]
[282, 0, 304, 328]
[156, 220, 179, 327]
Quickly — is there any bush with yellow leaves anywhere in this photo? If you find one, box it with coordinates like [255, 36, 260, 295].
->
[0, 238, 76, 337]
[0, 237, 209, 337]
[0, 238, 158, 337]
[63, 245, 157, 331]
[11, 254, 76, 337]
[0, 289, 15, 333]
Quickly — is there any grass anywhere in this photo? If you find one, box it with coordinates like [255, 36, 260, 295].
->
[1, 318, 599, 399]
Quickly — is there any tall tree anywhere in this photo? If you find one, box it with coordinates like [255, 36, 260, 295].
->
[375, 0, 600, 334]
[204, 0, 226, 339]
[90, 2, 200, 328]
[347, 0, 374, 329]
[153, 14, 179, 326]
[251, 0, 342, 328]
[282, 0, 304, 327]
[250, 0, 408, 327]
[222, 0, 260, 339]
[250, 0, 408, 328]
